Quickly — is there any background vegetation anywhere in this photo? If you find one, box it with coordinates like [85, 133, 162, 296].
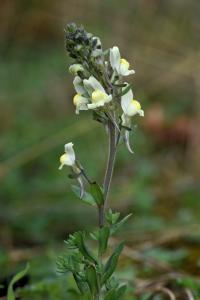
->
[0, 0, 200, 299]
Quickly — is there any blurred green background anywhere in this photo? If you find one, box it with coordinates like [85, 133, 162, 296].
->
[0, 0, 200, 298]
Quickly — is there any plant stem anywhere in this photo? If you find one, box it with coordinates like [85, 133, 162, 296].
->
[99, 117, 117, 227]
[98, 205, 104, 228]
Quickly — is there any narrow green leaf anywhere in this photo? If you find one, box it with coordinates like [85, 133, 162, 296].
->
[112, 83, 127, 87]
[106, 209, 120, 225]
[90, 182, 104, 206]
[85, 265, 99, 296]
[102, 242, 124, 284]
[110, 214, 132, 235]
[93, 111, 108, 124]
[74, 232, 97, 264]
[72, 185, 96, 206]
[105, 289, 116, 300]
[90, 230, 99, 241]
[105, 284, 127, 300]
[73, 274, 88, 295]
[98, 227, 110, 256]
[8, 263, 29, 300]
[116, 284, 127, 298]
[118, 84, 132, 97]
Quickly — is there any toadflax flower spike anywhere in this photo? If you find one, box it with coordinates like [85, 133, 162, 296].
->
[110, 46, 135, 77]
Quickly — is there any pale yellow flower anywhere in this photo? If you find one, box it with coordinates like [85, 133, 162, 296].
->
[110, 46, 135, 76]
[83, 76, 112, 109]
[59, 143, 76, 170]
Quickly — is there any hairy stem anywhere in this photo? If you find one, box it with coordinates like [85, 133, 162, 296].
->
[99, 117, 117, 227]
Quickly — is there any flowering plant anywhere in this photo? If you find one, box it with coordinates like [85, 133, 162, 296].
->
[57, 23, 144, 300]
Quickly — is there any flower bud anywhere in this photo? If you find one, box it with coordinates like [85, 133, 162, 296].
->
[69, 64, 84, 75]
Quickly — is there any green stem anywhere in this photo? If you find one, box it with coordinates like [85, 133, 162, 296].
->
[99, 118, 117, 227]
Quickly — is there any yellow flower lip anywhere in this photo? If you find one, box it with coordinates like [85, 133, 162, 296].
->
[131, 100, 141, 110]
[120, 58, 130, 68]
[60, 154, 68, 164]
[91, 89, 107, 103]
[73, 94, 81, 106]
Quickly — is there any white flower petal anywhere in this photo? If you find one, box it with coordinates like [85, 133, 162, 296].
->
[110, 46, 121, 71]
[73, 94, 89, 114]
[121, 89, 134, 114]
[87, 101, 104, 109]
[75, 103, 88, 114]
[87, 76, 105, 93]
[125, 100, 143, 117]
[120, 68, 135, 76]
[138, 109, 144, 117]
[118, 59, 135, 76]
[73, 76, 85, 94]
[127, 69, 135, 75]
[83, 78, 94, 95]
[64, 142, 76, 166]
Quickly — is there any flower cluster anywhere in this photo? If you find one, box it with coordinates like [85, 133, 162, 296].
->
[60, 23, 144, 185]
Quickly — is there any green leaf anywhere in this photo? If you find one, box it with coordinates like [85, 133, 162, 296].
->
[90, 230, 99, 241]
[93, 111, 108, 124]
[105, 284, 127, 300]
[98, 227, 110, 256]
[73, 274, 89, 295]
[112, 83, 127, 87]
[8, 263, 29, 300]
[105, 277, 119, 290]
[85, 265, 99, 296]
[56, 252, 82, 274]
[90, 182, 104, 206]
[74, 232, 97, 264]
[106, 209, 120, 225]
[116, 284, 127, 298]
[102, 242, 124, 284]
[72, 185, 96, 206]
[110, 214, 132, 235]
[118, 84, 132, 97]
